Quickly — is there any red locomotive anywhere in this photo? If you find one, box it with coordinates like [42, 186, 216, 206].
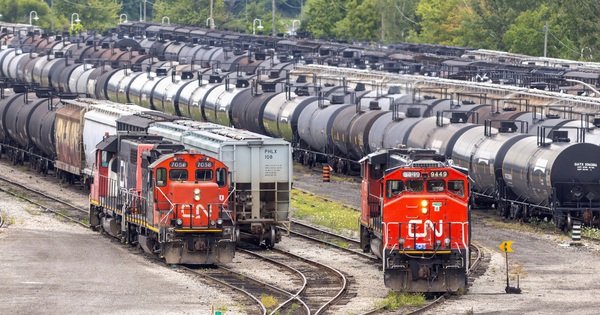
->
[359, 148, 470, 292]
[89, 134, 236, 264]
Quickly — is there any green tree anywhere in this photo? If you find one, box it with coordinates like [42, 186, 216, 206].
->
[381, 0, 420, 43]
[52, 0, 121, 33]
[154, 0, 234, 29]
[334, 0, 380, 42]
[302, 0, 348, 39]
[411, 0, 466, 45]
[0, 0, 51, 27]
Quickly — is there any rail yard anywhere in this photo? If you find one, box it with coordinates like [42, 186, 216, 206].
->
[3, 158, 600, 314]
[1, 19, 600, 314]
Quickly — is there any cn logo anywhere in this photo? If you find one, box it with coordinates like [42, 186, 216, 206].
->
[407, 220, 443, 238]
[181, 204, 209, 219]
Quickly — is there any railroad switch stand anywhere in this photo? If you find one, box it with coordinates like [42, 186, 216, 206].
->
[499, 241, 521, 294]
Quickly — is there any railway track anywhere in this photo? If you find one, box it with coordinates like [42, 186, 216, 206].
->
[290, 220, 378, 262]
[240, 245, 348, 315]
[0, 172, 90, 227]
[181, 263, 286, 315]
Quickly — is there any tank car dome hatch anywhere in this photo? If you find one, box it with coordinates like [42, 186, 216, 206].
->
[498, 121, 518, 133]
[331, 94, 345, 104]
[388, 86, 401, 94]
[354, 82, 366, 91]
[450, 112, 469, 123]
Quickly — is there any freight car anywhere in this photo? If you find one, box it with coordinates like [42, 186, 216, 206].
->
[359, 148, 470, 292]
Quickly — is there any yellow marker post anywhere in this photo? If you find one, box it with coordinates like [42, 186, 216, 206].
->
[499, 241, 521, 294]
[499, 241, 514, 253]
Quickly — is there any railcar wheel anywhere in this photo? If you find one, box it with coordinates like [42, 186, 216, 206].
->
[553, 214, 565, 231]
[265, 228, 276, 249]
[566, 213, 573, 232]
[522, 206, 529, 223]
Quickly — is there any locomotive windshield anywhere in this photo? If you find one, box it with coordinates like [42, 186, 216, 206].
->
[426, 180, 445, 192]
[195, 169, 213, 181]
[448, 180, 465, 197]
[386, 180, 405, 198]
[169, 169, 188, 181]
[406, 180, 424, 192]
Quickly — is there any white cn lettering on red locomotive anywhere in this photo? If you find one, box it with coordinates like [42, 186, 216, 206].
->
[407, 220, 444, 238]
[180, 204, 209, 219]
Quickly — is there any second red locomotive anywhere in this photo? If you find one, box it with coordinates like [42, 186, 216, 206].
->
[359, 148, 470, 292]
[89, 134, 236, 264]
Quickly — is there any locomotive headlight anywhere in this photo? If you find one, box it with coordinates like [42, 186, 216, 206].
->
[436, 240, 441, 247]
[420, 200, 428, 213]
[194, 188, 201, 201]
[216, 218, 223, 227]
[444, 237, 450, 247]
[176, 218, 183, 227]
[398, 238, 405, 245]
[194, 195, 200, 201]
[210, 220, 216, 227]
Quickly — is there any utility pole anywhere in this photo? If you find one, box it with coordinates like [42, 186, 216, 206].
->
[380, 10, 384, 43]
[543, 21, 548, 58]
[210, 0, 214, 29]
[272, 0, 276, 36]
[50, 0, 53, 32]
